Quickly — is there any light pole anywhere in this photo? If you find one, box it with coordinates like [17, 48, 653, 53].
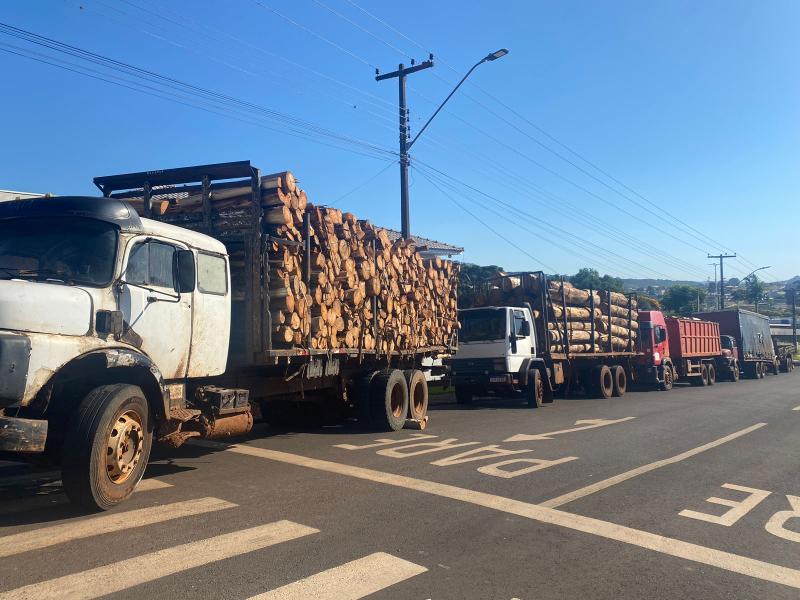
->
[376, 49, 508, 239]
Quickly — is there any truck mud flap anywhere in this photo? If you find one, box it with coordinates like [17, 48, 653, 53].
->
[0, 416, 47, 453]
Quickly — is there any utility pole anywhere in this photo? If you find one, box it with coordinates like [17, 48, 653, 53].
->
[376, 49, 508, 239]
[708, 253, 736, 309]
[375, 57, 434, 239]
[790, 287, 798, 352]
[709, 262, 718, 309]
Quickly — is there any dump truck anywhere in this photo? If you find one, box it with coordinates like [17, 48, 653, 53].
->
[450, 272, 639, 404]
[634, 313, 739, 388]
[0, 161, 457, 510]
[692, 309, 776, 378]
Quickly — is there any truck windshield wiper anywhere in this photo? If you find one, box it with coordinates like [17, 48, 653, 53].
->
[0, 268, 75, 285]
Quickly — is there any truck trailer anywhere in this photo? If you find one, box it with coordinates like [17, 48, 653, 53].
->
[693, 309, 776, 378]
[450, 272, 639, 405]
[0, 161, 456, 510]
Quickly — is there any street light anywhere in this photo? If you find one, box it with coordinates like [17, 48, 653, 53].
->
[376, 48, 509, 238]
[409, 49, 509, 149]
[741, 266, 771, 282]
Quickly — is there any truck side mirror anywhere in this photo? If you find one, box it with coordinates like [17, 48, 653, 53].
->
[174, 250, 196, 294]
[520, 321, 531, 337]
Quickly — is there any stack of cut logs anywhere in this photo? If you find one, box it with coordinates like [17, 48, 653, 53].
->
[131, 171, 459, 354]
[474, 273, 638, 354]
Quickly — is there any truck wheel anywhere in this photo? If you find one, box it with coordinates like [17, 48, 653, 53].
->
[660, 366, 674, 391]
[730, 362, 740, 382]
[62, 384, 152, 511]
[706, 363, 716, 385]
[526, 370, 543, 407]
[594, 365, 614, 399]
[370, 370, 408, 432]
[757, 362, 765, 379]
[699, 365, 709, 386]
[404, 370, 429, 420]
[612, 366, 627, 397]
[356, 371, 379, 428]
[788, 358, 795, 373]
[455, 385, 473, 405]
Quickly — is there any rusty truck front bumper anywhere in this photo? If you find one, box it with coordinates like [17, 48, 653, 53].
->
[0, 416, 47, 453]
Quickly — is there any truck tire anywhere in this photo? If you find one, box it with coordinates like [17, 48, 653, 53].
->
[370, 370, 408, 432]
[757, 362, 765, 379]
[788, 358, 795, 373]
[594, 365, 614, 399]
[61, 384, 152, 511]
[660, 365, 674, 391]
[699, 365, 709, 386]
[356, 371, 380, 428]
[730, 362, 740, 382]
[455, 385, 473, 405]
[612, 366, 627, 397]
[526, 370, 543, 408]
[706, 363, 716, 385]
[404, 370, 429, 420]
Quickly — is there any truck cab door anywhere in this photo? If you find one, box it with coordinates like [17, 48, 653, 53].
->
[118, 238, 193, 380]
[508, 309, 533, 373]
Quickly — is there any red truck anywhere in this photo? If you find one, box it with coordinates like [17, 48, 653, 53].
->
[635, 311, 739, 389]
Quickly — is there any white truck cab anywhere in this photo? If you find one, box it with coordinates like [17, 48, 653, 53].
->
[0, 196, 249, 509]
[449, 306, 547, 406]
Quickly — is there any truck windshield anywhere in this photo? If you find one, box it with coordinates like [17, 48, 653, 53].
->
[721, 336, 733, 349]
[0, 217, 118, 286]
[637, 322, 653, 350]
[459, 308, 506, 342]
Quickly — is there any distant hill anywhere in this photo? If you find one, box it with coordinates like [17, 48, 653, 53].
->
[622, 278, 705, 291]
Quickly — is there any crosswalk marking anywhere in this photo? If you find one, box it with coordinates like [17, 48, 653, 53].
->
[0, 497, 235, 559]
[0, 520, 318, 600]
[249, 552, 427, 600]
[136, 477, 172, 491]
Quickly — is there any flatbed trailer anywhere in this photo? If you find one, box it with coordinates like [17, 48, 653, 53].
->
[95, 161, 453, 428]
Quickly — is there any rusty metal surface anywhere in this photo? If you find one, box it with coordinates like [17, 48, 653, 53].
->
[200, 411, 253, 440]
[0, 416, 47, 453]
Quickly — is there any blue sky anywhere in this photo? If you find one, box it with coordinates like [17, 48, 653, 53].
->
[1, 0, 797, 282]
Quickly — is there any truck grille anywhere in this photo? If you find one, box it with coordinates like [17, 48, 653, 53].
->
[450, 358, 496, 375]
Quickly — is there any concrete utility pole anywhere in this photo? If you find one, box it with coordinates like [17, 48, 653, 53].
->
[709, 262, 719, 309]
[376, 49, 508, 239]
[708, 253, 736, 309]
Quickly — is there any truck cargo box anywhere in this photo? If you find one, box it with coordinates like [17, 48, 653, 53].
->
[666, 317, 721, 360]
[693, 309, 774, 362]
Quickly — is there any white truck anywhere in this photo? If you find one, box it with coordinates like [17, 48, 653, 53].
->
[0, 161, 448, 510]
[449, 273, 639, 405]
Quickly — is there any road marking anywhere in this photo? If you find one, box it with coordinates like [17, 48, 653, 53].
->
[192, 433, 800, 591]
[335, 433, 436, 450]
[793, 405, 800, 411]
[0, 497, 235, 558]
[504, 417, 636, 442]
[249, 552, 427, 600]
[0, 520, 318, 600]
[136, 477, 172, 491]
[679, 483, 771, 527]
[540, 422, 767, 508]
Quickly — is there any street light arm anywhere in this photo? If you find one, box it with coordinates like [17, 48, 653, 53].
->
[408, 59, 485, 149]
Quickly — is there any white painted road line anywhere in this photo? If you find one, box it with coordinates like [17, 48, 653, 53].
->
[193, 433, 800, 591]
[504, 417, 636, 442]
[540, 422, 767, 508]
[0, 520, 318, 600]
[0, 497, 236, 559]
[136, 477, 172, 491]
[249, 552, 427, 600]
[793, 405, 800, 411]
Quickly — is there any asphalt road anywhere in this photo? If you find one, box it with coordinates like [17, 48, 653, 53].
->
[1, 371, 799, 599]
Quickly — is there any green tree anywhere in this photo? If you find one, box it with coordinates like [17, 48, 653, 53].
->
[570, 268, 624, 292]
[661, 285, 706, 315]
[743, 275, 766, 311]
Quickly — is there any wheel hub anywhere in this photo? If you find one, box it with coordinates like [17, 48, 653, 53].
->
[106, 411, 144, 484]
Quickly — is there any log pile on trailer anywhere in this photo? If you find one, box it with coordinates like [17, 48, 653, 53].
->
[473, 272, 638, 354]
[128, 170, 459, 355]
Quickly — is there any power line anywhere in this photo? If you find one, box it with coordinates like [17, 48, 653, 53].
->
[330, 159, 397, 206]
[338, 0, 757, 264]
[417, 168, 558, 273]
